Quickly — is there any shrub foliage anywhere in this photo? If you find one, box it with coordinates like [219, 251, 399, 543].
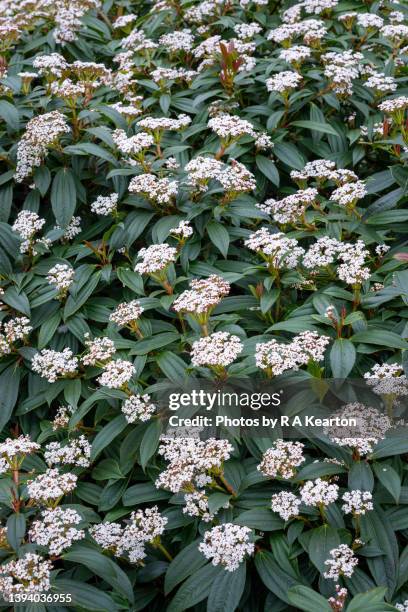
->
[0, 0, 408, 610]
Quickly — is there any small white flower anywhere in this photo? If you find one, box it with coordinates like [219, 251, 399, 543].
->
[199, 523, 254, 571]
[324, 544, 358, 580]
[97, 359, 136, 389]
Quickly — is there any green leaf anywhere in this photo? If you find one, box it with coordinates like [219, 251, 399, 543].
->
[0, 366, 20, 432]
[64, 142, 116, 164]
[6, 513, 26, 551]
[2, 287, 30, 316]
[273, 143, 306, 170]
[38, 311, 61, 349]
[52, 579, 119, 611]
[207, 562, 246, 612]
[350, 330, 408, 349]
[330, 338, 356, 378]
[34, 166, 51, 196]
[373, 464, 401, 503]
[207, 492, 231, 515]
[348, 462, 374, 492]
[131, 332, 179, 355]
[90, 415, 128, 461]
[287, 586, 332, 612]
[234, 508, 283, 531]
[117, 268, 145, 295]
[123, 482, 170, 506]
[371, 432, 408, 458]
[296, 461, 346, 481]
[346, 587, 389, 612]
[256, 155, 280, 186]
[64, 271, 101, 319]
[165, 540, 207, 594]
[51, 168, 77, 227]
[360, 508, 398, 598]
[63, 544, 134, 603]
[167, 563, 222, 612]
[156, 351, 188, 382]
[92, 458, 124, 480]
[307, 525, 340, 573]
[140, 419, 162, 469]
[0, 99, 19, 132]
[366, 210, 408, 225]
[291, 120, 341, 136]
[207, 221, 230, 258]
[255, 551, 301, 604]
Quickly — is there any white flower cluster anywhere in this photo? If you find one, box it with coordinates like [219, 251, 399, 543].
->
[173, 275, 230, 316]
[199, 523, 254, 572]
[170, 220, 193, 239]
[0, 554, 52, 597]
[46, 263, 75, 293]
[258, 440, 305, 479]
[112, 130, 154, 159]
[191, 331, 243, 368]
[110, 300, 144, 328]
[112, 14, 137, 29]
[156, 436, 233, 492]
[342, 490, 373, 515]
[324, 545, 358, 580]
[378, 96, 408, 114]
[81, 334, 116, 366]
[159, 29, 194, 51]
[300, 478, 339, 506]
[185, 156, 224, 192]
[122, 394, 156, 423]
[184, 156, 256, 196]
[271, 491, 301, 520]
[245, 228, 305, 269]
[266, 71, 303, 93]
[32, 348, 78, 383]
[258, 188, 318, 224]
[330, 180, 367, 207]
[53, 0, 101, 45]
[268, 18, 327, 45]
[54, 216, 81, 241]
[90, 506, 167, 564]
[183, 490, 224, 522]
[234, 22, 262, 39]
[365, 73, 397, 94]
[32, 53, 68, 78]
[27, 468, 78, 504]
[208, 113, 256, 141]
[15, 111, 70, 182]
[325, 402, 392, 455]
[364, 363, 408, 396]
[44, 435, 91, 468]
[90, 193, 118, 216]
[97, 359, 135, 389]
[129, 174, 178, 205]
[89, 521, 123, 552]
[29, 507, 85, 555]
[0, 435, 39, 473]
[322, 50, 362, 96]
[137, 114, 191, 132]
[256, 331, 330, 375]
[135, 244, 177, 275]
[0, 316, 32, 356]
[304, 238, 370, 285]
[12, 210, 49, 255]
[52, 405, 74, 430]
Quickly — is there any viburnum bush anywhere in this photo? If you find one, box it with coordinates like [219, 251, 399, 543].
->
[2, 0, 408, 610]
